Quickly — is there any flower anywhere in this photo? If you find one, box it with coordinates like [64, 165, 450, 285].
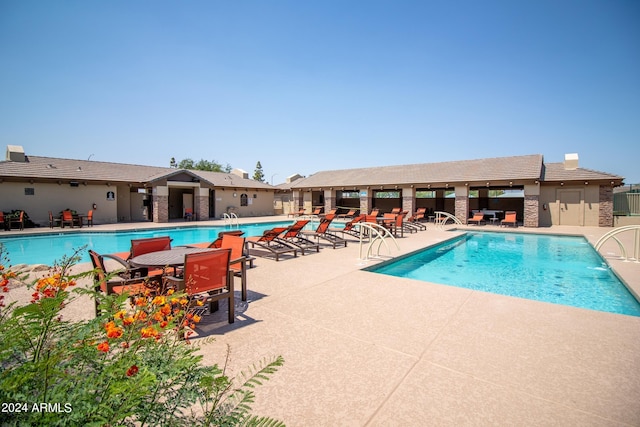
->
[140, 326, 159, 339]
[126, 365, 139, 377]
[105, 321, 123, 339]
[97, 341, 110, 353]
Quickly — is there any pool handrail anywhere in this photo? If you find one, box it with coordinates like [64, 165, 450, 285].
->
[594, 225, 640, 263]
[223, 212, 239, 227]
[434, 211, 462, 228]
[354, 222, 399, 261]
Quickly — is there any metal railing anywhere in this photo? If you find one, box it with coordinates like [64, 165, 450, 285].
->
[354, 222, 399, 261]
[594, 225, 640, 263]
[434, 211, 462, 228]
[222, 212, 239, 227]
[614, 193, 640, 216]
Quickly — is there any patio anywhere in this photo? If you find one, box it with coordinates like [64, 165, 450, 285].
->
[4, 218, 640, 426]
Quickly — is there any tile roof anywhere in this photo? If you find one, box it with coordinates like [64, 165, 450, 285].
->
[292, 154, 545, 188]
[541, 163, 623, 182]
[0, 155, 274, 189]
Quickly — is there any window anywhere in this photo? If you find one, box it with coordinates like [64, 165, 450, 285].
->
[415, 190, 435, 198]
[240, 193, 248, 206]
[340, 191, 360, 199]
[374, 191, 400, 199]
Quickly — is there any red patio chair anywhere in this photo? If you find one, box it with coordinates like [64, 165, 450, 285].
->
[163, 248, 235, 326]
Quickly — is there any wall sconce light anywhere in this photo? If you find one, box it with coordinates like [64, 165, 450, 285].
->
[445, 183, 449, 188]
[233, 192, 237, 197]
[106, 182, 111, 187]
[584, 181, 589, 185]
[394, 185, 398, 190]
[427, 184, 431, 189]
[509, 181, 513, 187]
[486, 182, 490, 187]
[535, 180, 539, 185]
[465, 183, 468, 186]
[560, 182, 564, 186]
[29, 179, 34, 184]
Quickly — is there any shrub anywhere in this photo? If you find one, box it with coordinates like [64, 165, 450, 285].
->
[0, 246, 284, 426]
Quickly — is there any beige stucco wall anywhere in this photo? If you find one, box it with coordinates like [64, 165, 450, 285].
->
[213, 188, 274, 218]
[0, 181, 119, 226]
[539, 184, 602, 227]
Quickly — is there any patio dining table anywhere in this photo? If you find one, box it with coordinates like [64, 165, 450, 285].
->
[130, 247, 215, 269]
[130, 247, 248, 300]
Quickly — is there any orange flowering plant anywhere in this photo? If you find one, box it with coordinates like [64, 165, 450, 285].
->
[0, 246, 284, 427]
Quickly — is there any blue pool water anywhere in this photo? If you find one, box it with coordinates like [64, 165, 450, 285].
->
[0, 221, 303, 266]
[368, 232, 640, 317]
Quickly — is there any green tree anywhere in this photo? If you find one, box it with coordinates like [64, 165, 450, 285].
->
[253, 161, 265, 182]
[176, 158, 231, 172]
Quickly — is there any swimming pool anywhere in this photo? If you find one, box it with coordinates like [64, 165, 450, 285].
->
[367, 231, 640, 317]
[0, 221, 302, 266]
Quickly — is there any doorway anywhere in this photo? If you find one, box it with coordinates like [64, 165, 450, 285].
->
[558, 190, 583, 226]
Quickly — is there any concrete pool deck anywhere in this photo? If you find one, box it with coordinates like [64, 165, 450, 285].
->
[3, 217, 640, 426]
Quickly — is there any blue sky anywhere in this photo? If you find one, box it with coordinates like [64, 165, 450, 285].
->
[1, 0, 639, 184]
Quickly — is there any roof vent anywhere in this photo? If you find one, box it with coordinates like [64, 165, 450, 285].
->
[6, 145, 26, 162]
[231, 168, 249, 179]
[564, 153, 579, 170]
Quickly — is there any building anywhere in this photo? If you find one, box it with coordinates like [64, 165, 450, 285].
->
[286, 154, 624, 227]
[0, 146, 624, 228]
[0, 145, 275, 226]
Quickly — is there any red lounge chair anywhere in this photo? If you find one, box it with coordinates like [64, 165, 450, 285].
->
[164, 249, 235, 326]
[277, 220, 320, 255]
[288, 208, 306, 217]
[331, 214, 366, 238]
[247, 227, 298, 261]
[468, 212, 485, 225]
[501, 211, 518, 227]
[405, 210, 427, 231]
[337, 209, 358, 219]
[303, 217, 347, 249]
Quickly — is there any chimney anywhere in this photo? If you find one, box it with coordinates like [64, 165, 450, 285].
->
[564, 153, 579, 170]
[286, 173, 303, 183]
[231, 168, 249, 179]
[6, 145, 26, 162]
